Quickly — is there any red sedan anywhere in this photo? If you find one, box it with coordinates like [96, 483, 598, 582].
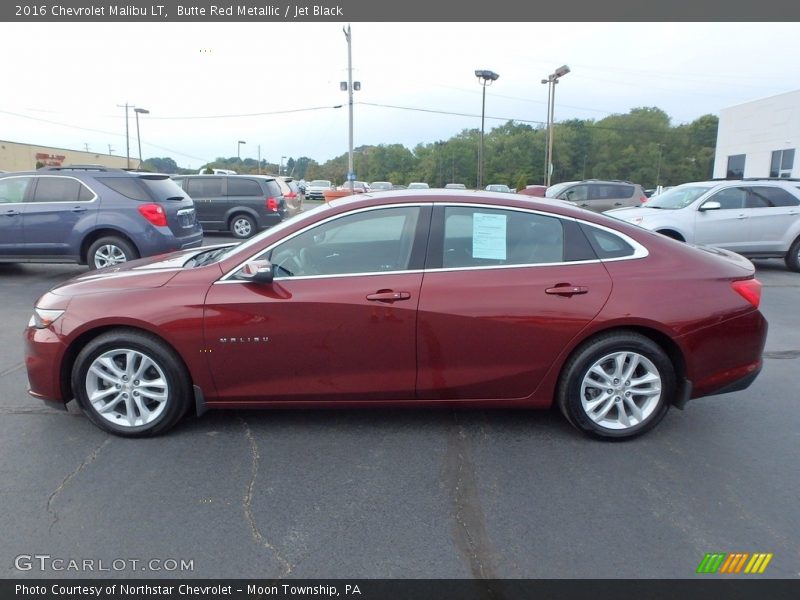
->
[24, 190, 767, 439]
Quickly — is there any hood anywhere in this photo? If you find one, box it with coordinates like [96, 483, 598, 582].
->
[604, 206, 672, 220]
[48, 246, 218, 297]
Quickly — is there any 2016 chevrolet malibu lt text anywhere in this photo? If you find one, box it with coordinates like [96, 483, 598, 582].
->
[24, 190, 768, 439]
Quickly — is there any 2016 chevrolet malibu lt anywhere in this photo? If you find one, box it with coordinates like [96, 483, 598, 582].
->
[24, 190, 767, 439]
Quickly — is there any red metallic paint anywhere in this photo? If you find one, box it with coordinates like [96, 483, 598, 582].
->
[24, 191, 768, 426]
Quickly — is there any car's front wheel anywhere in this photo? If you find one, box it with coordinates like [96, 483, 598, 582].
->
[87, 236, 138, 269]
[557, 332, 675, 439]
[71, 330, 191, 437]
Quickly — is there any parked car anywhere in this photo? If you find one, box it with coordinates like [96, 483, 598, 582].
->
[305, 179, 334, 201]
[518, 185, 547, 197]
[171, 174, 289, 239]
[444, 183, 467, 190]
[485, 184, 511, 193]
[407, 182, 430, 189]
[0, 165, 202, 269]
[606, 179, 800, 271]
[25, 190, 766, 439]
[547, 180, 648, 212]
[266, 175, 303, 213]
[370, 181, 393, 191]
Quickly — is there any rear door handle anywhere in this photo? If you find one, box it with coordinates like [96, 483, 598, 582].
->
[3, 209, 21, 216]
[545, 285, 588, 297]
[736, 214, 747, 219]
[367, 290, 411, 303]
[71, 206, 88, 213]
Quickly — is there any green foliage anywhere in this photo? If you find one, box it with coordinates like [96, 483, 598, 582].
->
[164, 108, 719, 188]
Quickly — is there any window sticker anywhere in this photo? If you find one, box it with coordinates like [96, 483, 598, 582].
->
[473, 212, 507, 260]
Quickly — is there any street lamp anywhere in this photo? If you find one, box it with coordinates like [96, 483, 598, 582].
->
[655, 143, 666, 187]
[342, 25, 361, 190]
[279, 156, 287, 176]
[237, 140, 246, 161]
[133, 107, 149, 169]
[541, 65, 570, 187]
[475, 69, 499, 189]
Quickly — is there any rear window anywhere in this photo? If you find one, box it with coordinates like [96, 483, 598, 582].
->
[227, 178, 263, 196]
[138, 176, 187, 201]
[264, 180, 283, 197]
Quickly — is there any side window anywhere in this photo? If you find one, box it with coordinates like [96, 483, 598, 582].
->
[227, 178, 263, 196]
[0, 177, 33, 204]
[442, 206, 564, 268]
[186, 177, 224, 198]
[30, 177, 84, 203]
[589, 184, 633, 200]
[561, 185, 588, 202]
[708, 187, 746, 210]
[99, 177, 147, 200]
[580, 225, 635, 259]
[267, 207, 420, 277]
[751, 186, 800, 208]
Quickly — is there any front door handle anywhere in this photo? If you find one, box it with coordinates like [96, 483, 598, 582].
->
[367, 290, 411, 303]
[3, 209, 21, 216]
[736, 214, 747, 219]
[71, 206, 88, 213]
[545, 285, 588, 297]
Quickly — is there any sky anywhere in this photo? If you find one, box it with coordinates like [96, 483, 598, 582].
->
[2, 22, 799, 170]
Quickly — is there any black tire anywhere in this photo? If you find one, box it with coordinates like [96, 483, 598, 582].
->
[71, 330, 191, 437]
[785, 237, 800, 272]
[557, 331, 675, 440]
[86, 236, 138, 270]
[230, 214, 257, 239]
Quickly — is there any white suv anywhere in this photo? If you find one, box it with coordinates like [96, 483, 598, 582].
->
[606, 179, 800, 271]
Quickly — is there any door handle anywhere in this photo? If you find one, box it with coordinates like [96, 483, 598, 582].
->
[71, 206, 88, 213]
[736, 214, 747, 219]
[3, 210, 21, 216]
[545, 285, 588, 297]
[367, 290, 411, 302]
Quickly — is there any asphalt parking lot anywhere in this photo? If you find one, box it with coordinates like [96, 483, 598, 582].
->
[1, 240, 798, 579]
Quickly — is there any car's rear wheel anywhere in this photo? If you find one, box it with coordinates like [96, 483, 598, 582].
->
[230, 214, 256, 239]
[785, 237, 800, 272]
[87, 236, 138, 269]
[557, 332, 674, 439]
[71, 330, 191, 437]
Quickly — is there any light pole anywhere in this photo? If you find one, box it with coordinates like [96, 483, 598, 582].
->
[475, 69, 499, 189]
[541, 65, 570, 187]
[238, 140, 246, 161]
[117, 102, 131, 168]
[279, 156, 287, 176]
[655, 143, 666, 187]
[133, 107, 149, 169]
[342, 25, 361, 190]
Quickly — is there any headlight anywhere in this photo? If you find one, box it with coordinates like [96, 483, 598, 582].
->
[28, 308, 65, 329]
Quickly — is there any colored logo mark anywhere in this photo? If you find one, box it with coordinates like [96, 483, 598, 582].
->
[697, 552, 773, 574]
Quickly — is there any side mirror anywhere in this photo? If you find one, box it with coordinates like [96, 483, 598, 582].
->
[238, 259, 274, 284]
[699, 201, 721, 211]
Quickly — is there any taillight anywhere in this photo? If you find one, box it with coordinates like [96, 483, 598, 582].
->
[286, 191, 297, 199]
[640, 196, 648, 204]
[266, 197, 278, 212]
[138, 203, 167, 227]
[731, 278, 762, 308]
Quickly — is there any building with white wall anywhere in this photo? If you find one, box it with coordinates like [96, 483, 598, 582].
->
[713, 89, 799, 179]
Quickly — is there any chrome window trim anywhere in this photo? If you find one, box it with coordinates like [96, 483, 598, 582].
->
[27, 175, 99, 204]
[214, 201, 649, 285]
[217, 203, 427, 284]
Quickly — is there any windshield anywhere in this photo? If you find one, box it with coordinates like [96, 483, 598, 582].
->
[645, 185, 713, 209]
[309, 180, 331, 187]
[545, 182, 577, 198]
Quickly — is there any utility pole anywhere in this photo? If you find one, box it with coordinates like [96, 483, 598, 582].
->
[344, 24, 354, 190]
[117, 103, 131, 168]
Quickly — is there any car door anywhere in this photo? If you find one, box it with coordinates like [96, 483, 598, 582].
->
[0, 176, 32, 256]
[416, 204, 613, 400]
[202, 205, 430, 403]
[559, 184, 591, 209]
[738, 185, 800, 253]
[693, 186, 753, 250]
[185, 176, 225, 230]
[22, 176, 98, 258]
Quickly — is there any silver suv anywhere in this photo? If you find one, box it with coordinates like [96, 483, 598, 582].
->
[606, 179, 800, 272]
[546, 179, 647, 212]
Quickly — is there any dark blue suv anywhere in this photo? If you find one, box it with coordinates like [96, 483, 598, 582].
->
[0, 165, 203, 269]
